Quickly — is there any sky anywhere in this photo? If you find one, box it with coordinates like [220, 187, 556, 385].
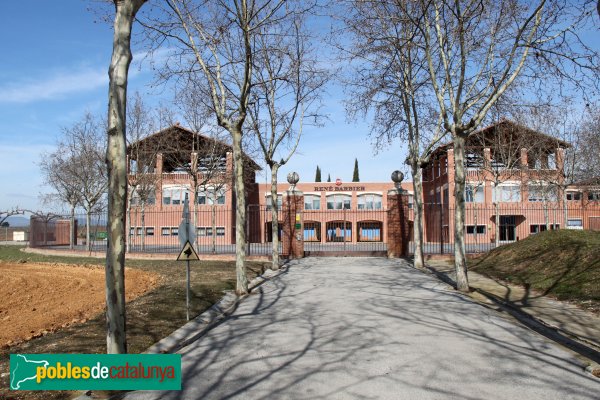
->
[0, 0, 406, 213]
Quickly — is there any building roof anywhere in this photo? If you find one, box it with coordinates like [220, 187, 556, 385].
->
[127, 124, 261, 171]
[431, 119, 570, 158]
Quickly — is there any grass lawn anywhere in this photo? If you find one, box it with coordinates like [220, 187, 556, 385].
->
[470, 230, 600, 313]
[0, 245, 269, 400]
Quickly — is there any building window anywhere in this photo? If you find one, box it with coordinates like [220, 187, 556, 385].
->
[163, 185, 190, 205]
[161, 227, 171, 236]
[357, 194, 382, 210]
[566, 191, 582, 201]
[136, 227, 143, 236]
[171, 227, 179, 236]
[304, 194, 321, 210]
[326, 221, 352, 241]
[528, 185, 557, 202]
[216, 227, 225, 236]
[146, 227, 154, 236]
[266, 194, 282, 211]
[530, 224, 560, 234]
[303, 221, 321, 241]
[326, 194, 351, 210]
[197, 187, 226, 205]
[588, 191, 600, 201]
[567, 219, 583, 229]
[357, 221, 383, 242]
[492, 184, 521, 203]
[466, 225, 486, 234]
[197, 227, 207, 236]
[465, 184, 484, 203]
[408, 194, 414, 209]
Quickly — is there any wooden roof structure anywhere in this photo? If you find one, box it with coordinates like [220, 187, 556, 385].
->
[127, 124, 261, 171]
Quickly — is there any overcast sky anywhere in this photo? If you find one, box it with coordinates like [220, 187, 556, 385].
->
[0, 0, 409, 213]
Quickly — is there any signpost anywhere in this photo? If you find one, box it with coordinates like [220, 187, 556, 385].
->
[176, 194, 197, 321]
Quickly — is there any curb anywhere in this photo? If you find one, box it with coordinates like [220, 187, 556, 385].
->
[73, 262, 292, 400]
[145, 263, 289, 355]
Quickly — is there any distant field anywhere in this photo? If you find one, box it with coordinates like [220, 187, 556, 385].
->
[470, 230, 600, 314]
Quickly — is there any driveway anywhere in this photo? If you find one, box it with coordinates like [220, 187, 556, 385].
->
[126, 257, 599, 399]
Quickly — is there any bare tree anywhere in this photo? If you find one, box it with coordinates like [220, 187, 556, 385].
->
[126, 92, 160, 252]
[411, 0, 599, 291]
[0, 207, 24, 228]
[139, 0, 304, 295]
[46, 113, 107, 251]
[105, 0, 147, 354]
[342, 0, 446, 269]
[248, 13, 326, 270]
[574, 105, 600, 181]
[73, 115, 107, 251]
[39, 147, 82, 249]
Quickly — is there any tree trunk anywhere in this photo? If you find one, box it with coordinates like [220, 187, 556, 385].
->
[270, 164, 280, 270]
[105, 0, 145, 354]
[126, 188, 132, 253]
[562, 186, 568, 230]
[86, 210, 92, 252]
[231, 127, 249, 295]
[411, 163, 424, 269]
[141, 201, 146, 251]
[70, 206, 75, 250]
[453, 134, 469, 292]
[495, 201, 500, 248]
[211, 203, 217, 254]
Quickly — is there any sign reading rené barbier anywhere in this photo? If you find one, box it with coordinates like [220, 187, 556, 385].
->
[313, 185, 366, 192]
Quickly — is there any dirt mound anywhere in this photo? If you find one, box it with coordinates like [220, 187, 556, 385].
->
[0, 262, 160, 346]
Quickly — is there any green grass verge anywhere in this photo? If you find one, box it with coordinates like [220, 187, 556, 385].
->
[470, 230, 600, 308]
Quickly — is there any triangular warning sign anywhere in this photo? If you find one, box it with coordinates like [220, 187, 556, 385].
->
[177, 241, 199, 261]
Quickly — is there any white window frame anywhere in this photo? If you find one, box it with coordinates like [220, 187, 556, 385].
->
[492, 183, 521, 203]
[304, 194, 321, 210]
[465, 183, 484, 203]
[326, 194, 352, 210]
[357, 193, 383, 210]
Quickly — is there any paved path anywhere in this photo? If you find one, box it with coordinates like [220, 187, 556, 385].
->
[427, 259, 600, 355]
[127, 258, 600, 399]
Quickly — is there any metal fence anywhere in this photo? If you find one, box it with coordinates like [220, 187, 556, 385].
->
[409, 202, 600, 255]
[303, 208, 388, 254]
[27, 202, 600, 256]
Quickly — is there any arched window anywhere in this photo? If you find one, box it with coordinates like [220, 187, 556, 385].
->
[162, 185, 190, 205]
[326, 194, 351, 210]
[357, 193, 382, 210]
[196, 186, 226, 205]
[357, 221, 382, 242]
[304, 194, 321, 210]
[303, 221, 321, 241]
[326, 221, 352, 242]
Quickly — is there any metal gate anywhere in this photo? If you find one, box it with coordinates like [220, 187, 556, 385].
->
[303, 208, 387, 256]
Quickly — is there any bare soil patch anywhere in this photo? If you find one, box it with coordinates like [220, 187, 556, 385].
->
[0, 262, 160, 347]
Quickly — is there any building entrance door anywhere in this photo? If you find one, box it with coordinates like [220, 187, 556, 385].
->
[499, 215, 516, 241]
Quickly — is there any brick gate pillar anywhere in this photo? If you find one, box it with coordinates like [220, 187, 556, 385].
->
[281, 172, 304, 259]
[387, 171, 411, 258]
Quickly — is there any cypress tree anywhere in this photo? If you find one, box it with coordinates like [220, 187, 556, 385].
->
[327, 174, 331, 182]
[315, 166, 322, 182]
[352, 158, 360, 182]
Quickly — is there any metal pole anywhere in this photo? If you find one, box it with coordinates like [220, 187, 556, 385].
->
[186, 259, 190, 321]
[343, 208, 347, 252]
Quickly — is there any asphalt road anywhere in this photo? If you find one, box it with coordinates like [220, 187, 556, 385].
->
[126, 257, 600, 399]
